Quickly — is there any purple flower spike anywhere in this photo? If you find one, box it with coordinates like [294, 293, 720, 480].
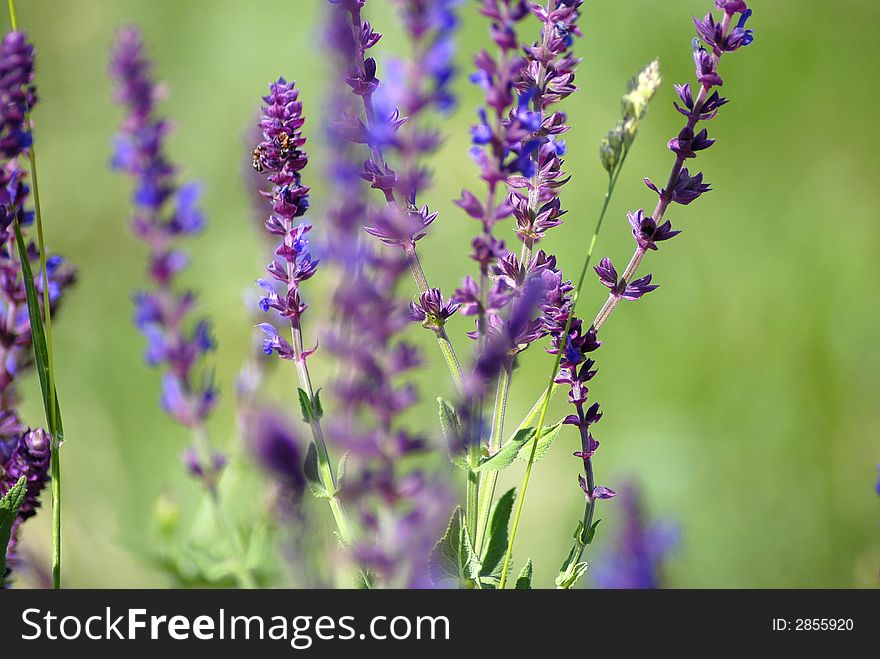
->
[110, 27, 218, 435]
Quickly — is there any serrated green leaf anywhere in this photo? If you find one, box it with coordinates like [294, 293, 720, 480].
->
[303, 441, 327, 498]
[438, 398, 468, 471]
[1, 476, 27, 583]
[515, 559, 533, 590]
[297, 388, 314, 422]
[515, 420, 564, 463]
[13, 222, 63, 441]
[459, 519, 482, 586]
[481, 488, 515, 577]
[429, 507, 464, 585]
[472, 427, 534, 473]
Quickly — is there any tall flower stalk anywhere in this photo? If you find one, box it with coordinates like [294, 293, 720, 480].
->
[501, 0, 755, 587]
[3, 2, 67, 589]
[329, 0, 465, 395]
[109, 26, 255, 589]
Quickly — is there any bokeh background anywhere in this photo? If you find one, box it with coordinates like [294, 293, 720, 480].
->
[8, 0, 879, 587]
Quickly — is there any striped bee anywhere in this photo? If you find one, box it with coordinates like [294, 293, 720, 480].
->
[251, 145, 264, 173]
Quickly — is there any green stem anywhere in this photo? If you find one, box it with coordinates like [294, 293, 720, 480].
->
[9, 0, 62, 589]
[499, 157, 628, 589]
[474, 359, 511, 555]
[290, 323, 373, 588]
[190, 425, 257, 589]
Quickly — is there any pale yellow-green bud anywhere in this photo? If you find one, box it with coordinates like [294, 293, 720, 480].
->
[599, 60, 661, 175]
[599, 122, 625, 174]
[154, 492, 180, 538]
[623, 59, 662, 121]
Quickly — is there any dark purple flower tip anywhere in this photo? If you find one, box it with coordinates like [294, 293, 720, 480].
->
[668, 127, 715, 159]
[408, 288, 460, 332]
[673, 84, 729, 121]
[627, 210, 682, 251]
[594, 257, 619, 291]
[715, 0, 748, 14]
[622, 274, 659, 301]
[645, 167, 711, 206]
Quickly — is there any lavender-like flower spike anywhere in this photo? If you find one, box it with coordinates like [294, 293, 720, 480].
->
[592, 482, 679, 589]
[252, 77, 317, 356]
[594, 0, 754, 334]
[0, 32, 36, 160]
[109, 27, 221, 483]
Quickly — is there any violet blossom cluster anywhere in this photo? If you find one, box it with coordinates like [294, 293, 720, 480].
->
[1, 30, 75, 583]
[453, 1, 585, 382]
[109, 27, 222, 483]
[251, 77, 317, 362]
[320, 3, 452, 586]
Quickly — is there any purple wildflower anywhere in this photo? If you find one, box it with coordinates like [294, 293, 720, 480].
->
[0, 32, 36, 160]
[594, 257, 658, 301]
[110, 27, 220, 482]
[323, 4, 453, 586]
[627, 210, 681, 252]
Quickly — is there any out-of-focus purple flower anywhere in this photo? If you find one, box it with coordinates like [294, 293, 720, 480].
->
[715, 0, 748, 15]
[110, 27, 221, 482]
[593, 482, 679, 589]
[321, 3, 452, 587]
[0, 31, 37, 160]
[245, 408, 306, 502]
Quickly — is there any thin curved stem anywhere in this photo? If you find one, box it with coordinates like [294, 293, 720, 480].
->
[499, 157, 626, 588]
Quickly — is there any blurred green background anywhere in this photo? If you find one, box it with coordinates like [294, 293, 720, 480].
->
[8, 0, 879, 587]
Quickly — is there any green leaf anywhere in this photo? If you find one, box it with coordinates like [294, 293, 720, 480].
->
[515, 559, 533, 590]
[555, 560, 589, 590]
[1, 476, 27, 583]
[13, 222, 63, 441]
[582, 519, 602, 546]
[515, 420, 564, 463]
[459, 520, 482, 586]
[480, 488, 515, 577]
[472, 427, 534, 473]
[438, 398, 468, 471]
[312, 388, 324, 419]
[303, 441, 327, 498]
[297, 388, 314, 422]
[429, 507, 482, 587]
[429, 507, 464, 585]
